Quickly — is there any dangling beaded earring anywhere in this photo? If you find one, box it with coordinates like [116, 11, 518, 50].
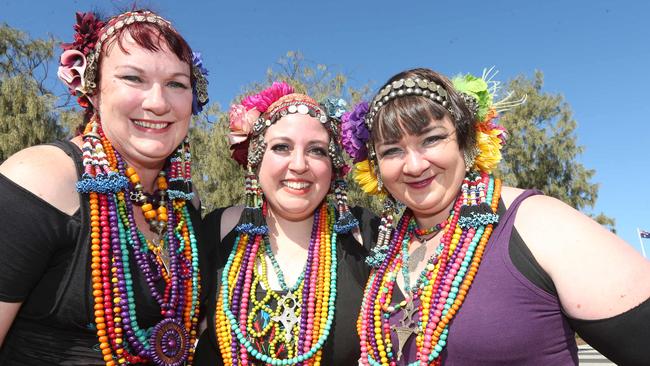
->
[376, 173, 384, 192]
[370, 147, 383, 193]
[235, 135, 267, 234]
[168, 136, 194, 201]
[463, 146, 478, 172]
[332, 179, 359, 233]
[365, 195, 397, 267]
[76, 114, 128, 194]
[458, 171, 500, 228]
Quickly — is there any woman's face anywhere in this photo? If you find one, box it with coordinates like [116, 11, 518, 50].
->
[94, 30, 192, 170]
[258, 113, 333, 222]
[375, 115, 466, 219]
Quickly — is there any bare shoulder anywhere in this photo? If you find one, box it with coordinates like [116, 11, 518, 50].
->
[510, 189, 626, 263]
[510, 190, 611, 255]
[220, 206, 244, 241]
[499, 186, 526, 208]
[0, 144, 79, 215]
[504, 186, 650, 319]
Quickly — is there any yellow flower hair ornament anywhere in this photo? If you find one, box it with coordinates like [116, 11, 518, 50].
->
[353, 159, 382, 195]
[474, 109, 506, 173]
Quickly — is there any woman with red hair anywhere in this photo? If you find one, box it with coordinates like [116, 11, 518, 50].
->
[0, 9, 209, 365]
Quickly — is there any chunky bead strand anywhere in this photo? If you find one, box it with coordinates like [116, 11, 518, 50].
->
[217, 202, 339, 365]
[359, 175, 502, 366]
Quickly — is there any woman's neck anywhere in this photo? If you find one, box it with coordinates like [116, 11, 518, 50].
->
[265, 207, 316, 251]
[412, 202, 455, 230]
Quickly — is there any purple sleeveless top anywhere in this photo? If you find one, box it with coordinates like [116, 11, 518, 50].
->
[389, 190, 578, 365]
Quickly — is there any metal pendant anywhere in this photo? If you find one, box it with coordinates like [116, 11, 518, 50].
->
[271, 292, 300, 343]
[392, 299, 419, 360]
[150, 238, 170, 274]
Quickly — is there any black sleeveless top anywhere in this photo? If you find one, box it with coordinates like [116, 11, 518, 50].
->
[0, 140, 208, 365]
[193, 206, 378, 365]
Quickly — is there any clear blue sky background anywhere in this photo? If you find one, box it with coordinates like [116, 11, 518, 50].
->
[2, 0, 649, 253]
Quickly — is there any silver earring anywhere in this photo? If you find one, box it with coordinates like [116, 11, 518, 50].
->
[463, 147, 477, 172]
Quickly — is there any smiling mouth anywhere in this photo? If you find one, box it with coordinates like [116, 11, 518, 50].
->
[282, 180, 312, 190]
[132, 120, 171, 130]
[406, 176, 434, 189]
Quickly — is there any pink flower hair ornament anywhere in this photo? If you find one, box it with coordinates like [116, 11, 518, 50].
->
[227, 82, 294, 167]
[57, 11, 104, 103]
[57, 49, 87, 97]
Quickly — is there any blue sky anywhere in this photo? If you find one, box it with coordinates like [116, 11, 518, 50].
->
[2, 0, 649, 253]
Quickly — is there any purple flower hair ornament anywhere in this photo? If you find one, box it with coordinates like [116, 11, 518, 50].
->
[341, 101, 370, 163]
[191, 51, 209, 115]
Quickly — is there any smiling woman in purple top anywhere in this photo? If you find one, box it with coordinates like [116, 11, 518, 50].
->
[345, 67, 650, 366]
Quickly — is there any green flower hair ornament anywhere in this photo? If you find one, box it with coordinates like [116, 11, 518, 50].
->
[452, 73, 493, 122]
[452, 67, 527, 122]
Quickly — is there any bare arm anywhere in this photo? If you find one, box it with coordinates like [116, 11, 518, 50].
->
[509, 190, 650, 319]
[0, 301, 21, 347]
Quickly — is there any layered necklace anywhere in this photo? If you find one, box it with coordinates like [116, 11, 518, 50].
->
[216, 202, 338, 365]
[78, 119, 200, 366]
[358, 172, 501, 366]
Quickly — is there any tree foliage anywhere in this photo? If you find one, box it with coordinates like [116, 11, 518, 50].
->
[190, 103, 246, 213]
[0, 24, 56, 94]
[0, 74, 63, 161]
[0, 24, 63, 161]
[497, 71, 615, 230]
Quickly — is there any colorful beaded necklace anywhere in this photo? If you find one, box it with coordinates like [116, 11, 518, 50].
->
[79, 119, 200, 366]
[358, 172, 501, 366]
[216, 202, 338, 366]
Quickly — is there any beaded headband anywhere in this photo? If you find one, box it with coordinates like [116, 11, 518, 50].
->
[58, 10, 209, 114]
[365, 77, 455, 128]
[252, 94, 328, 135]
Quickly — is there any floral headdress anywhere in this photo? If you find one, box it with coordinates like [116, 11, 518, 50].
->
[227, 81, 357, 234]
[57, 10, 209, 114]
[341, 68, 524, 265]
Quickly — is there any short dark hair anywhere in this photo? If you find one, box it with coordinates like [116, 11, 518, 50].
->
[370, 68, 475, 152]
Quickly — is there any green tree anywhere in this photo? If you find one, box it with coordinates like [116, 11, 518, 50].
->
[190, 103, 246, 213]
[497, 71, 615, 230]
[0, 23, 56, 93]
[0, 24, 63, 161]
[0, 74, 63, 161]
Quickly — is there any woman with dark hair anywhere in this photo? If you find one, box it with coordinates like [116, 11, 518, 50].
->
[193, 83, 377, 365]
[0, 9, 209, 365]
[344, 68, 650, 365]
